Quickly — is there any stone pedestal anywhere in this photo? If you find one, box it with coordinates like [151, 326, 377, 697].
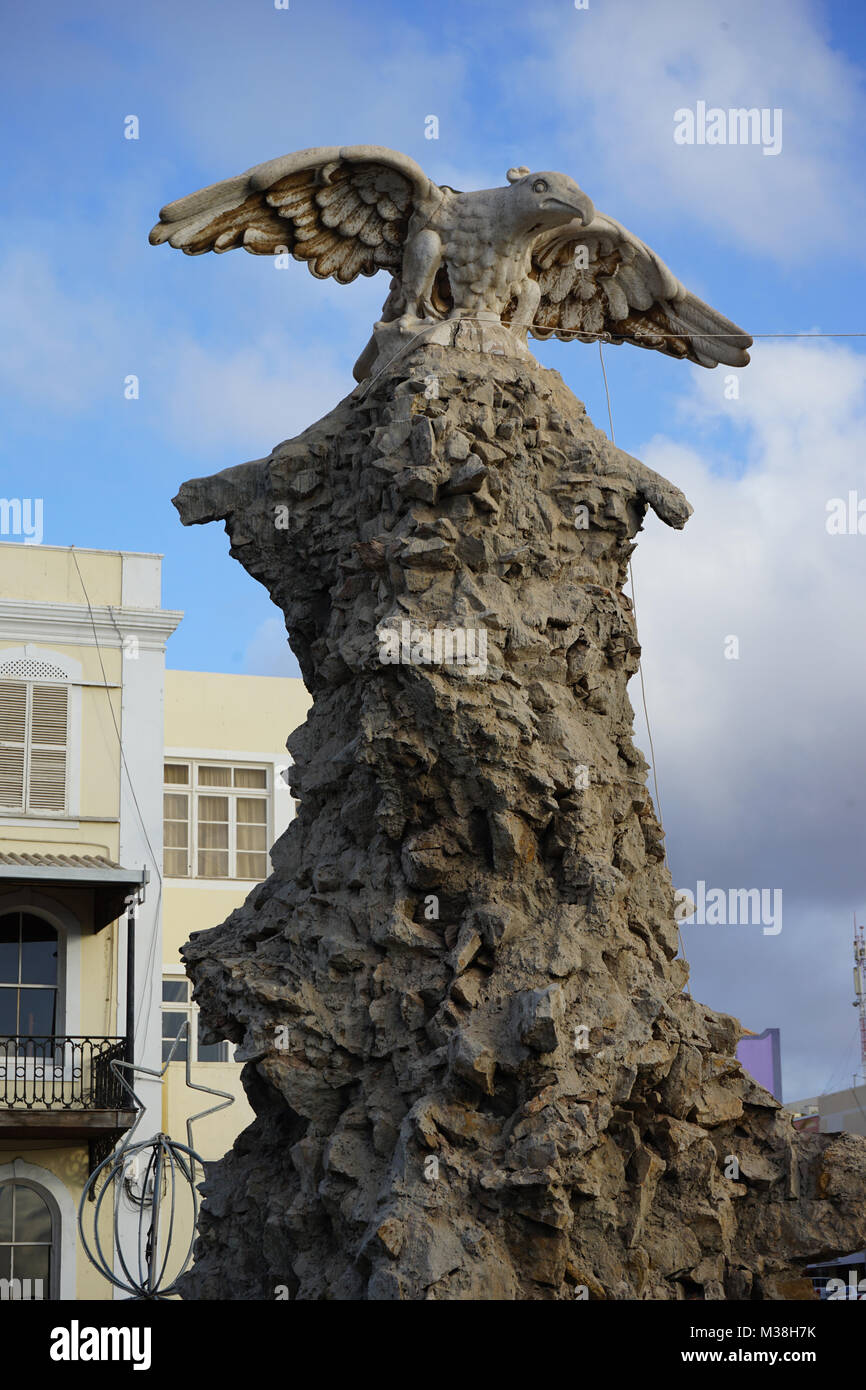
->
[174, 346, 866, 1300]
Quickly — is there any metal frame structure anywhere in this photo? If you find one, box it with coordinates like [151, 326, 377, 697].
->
[77, 1019, 233, 1299]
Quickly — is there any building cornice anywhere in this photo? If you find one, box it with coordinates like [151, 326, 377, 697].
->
[0, 599, 184, 651]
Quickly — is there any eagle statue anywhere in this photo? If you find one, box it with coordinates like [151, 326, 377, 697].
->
[149, 144, 752, 383]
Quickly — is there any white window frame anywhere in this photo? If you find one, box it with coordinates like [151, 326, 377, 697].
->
[0, 1161, 75, 1301]
[0, 1178, 59, 1300]
[163, 758, 272, 882]
[161, 971, 231, 1063]
[0, 899, 82, 1083]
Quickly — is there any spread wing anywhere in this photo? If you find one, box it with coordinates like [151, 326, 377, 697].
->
[526, 213, 751, 368]
[149, 144, 440, 285]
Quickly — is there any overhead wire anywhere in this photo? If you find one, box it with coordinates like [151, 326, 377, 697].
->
[595, 341, 691, 987]
[70, 549, 164, 1048]
[358, 319, 866, 400]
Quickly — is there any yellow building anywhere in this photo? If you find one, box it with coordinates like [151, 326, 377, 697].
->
[0, 542, 310, 1299]
[159, 669, 310, 1270]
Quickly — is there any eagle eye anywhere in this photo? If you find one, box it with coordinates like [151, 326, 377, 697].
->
[532, 179, 549, 194]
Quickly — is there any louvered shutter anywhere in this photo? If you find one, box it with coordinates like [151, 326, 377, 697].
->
[0, 681, 27, 809]
[28, 684, 68, 811]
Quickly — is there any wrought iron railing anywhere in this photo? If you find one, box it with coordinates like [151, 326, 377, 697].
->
[0, 1036, 127, 1110]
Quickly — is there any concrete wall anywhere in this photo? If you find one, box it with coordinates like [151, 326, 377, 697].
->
[0, 545, 124, 608]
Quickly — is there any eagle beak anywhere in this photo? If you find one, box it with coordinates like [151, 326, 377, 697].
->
[541, 193, 595, 226]
[570, 192, 594, 226]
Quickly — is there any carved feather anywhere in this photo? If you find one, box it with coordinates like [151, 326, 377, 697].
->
[151, 146, 750, 374]
[149, 144, 439, 286]
[528, 213, 751, 368]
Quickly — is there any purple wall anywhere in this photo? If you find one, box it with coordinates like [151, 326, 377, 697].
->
[736, 1028, 783, 1099]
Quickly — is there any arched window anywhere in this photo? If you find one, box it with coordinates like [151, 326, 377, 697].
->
[0, 1180, 57, 1299]
[0, 912, 59, 1037]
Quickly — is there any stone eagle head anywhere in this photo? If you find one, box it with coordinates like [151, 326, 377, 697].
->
[504, 166, 595, 233]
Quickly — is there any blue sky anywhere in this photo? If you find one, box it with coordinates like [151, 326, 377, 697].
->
[2, 0, 866, 1099]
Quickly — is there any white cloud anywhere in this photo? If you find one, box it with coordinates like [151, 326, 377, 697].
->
[634, 337, 866, 803]
[145, 1, 472, 178]
[625, 339, 866, 1095]
[0, 252, 124, 411]
[0, 240, 363, 454]
[524, 0, 865, 261]
[157, 330, 352, 456]
[633, 342, 866, 872]
[243, 617, 301, 678]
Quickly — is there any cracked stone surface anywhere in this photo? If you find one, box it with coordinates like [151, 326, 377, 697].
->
[173, 344, 866, 1300]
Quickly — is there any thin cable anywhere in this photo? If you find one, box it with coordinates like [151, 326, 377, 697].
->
[355, 318, 462, 399]
[537, 329, 866, 341]
[597, 341, 666, 847]
[597, 341, 690, 985]
[356, 314, 866, 400]
[102, 604, 164, 1037]
[70, 549, 164, 1044]
[818, 1031, 860, 1100]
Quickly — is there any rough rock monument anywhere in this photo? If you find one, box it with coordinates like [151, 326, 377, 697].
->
[152, 147, 866, 1299]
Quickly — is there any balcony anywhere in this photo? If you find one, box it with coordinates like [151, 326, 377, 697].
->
[0, 1036, 136, 1145]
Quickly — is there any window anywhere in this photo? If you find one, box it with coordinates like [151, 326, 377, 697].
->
[162, 977, 229, 1063]
[163, 762, 270, 880]
[0, 913, 59, 1038]
[0, 1182, 53, 1299]
[0, 680, 68, 813]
